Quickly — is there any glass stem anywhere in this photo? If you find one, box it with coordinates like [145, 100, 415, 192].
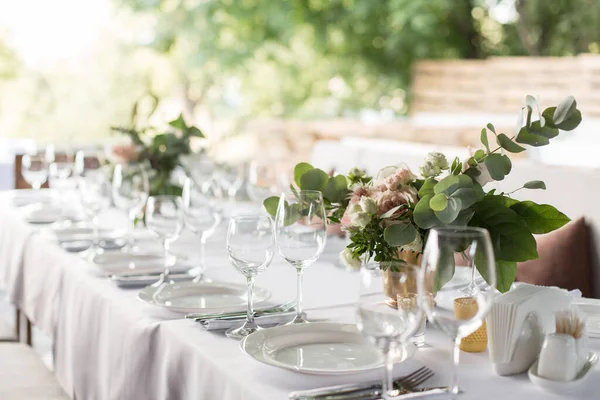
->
[246, 276, 255, 324]
[295, 268, 304, 319]
[163, 238, 171, 283]
[451, 337, 461, 397]
[382, 342, 394, 399]
[199, 235, 207, 275]
[128, 209, 137, 249]
[92, 215, 100, 251]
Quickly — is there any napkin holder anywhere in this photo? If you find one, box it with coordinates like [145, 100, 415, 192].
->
[488, 285, 572, 376]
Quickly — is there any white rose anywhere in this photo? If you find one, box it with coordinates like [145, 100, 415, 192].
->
[347, 202, 370, 228]
[425, 152, 449, 170]
[349, 167, 367, 178]
[420, 161, 440, 178]
[339, 248, 362, 270]
[359, 196, 377, 214]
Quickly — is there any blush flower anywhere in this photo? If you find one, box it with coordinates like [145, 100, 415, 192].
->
[375, 165, 417, 190]
[377, 186, 418, 217]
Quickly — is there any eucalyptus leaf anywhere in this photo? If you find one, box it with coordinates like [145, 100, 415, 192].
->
[485, 154, 512, 181]
[380, 205, 404, 219]
[430, 193, 448, 212]
[283, 203, 302, 226]
[510, 200, 570, 234]
[480, 128, 490, 152]
[516, 126, 550, 147]
[294, 163, 314, 186]
[299, 168, 328, 191]
[530, 120, 559, 138]
[323, 175, 349, 203]
[553, 95, 577, 126]
[555, 109, 582, 131]
[384, 223, 417, 247]
[418, 177, 437, 198]
[542, 107, 557, 128]
[486, 123, 497, 135]
[413, 195, 440, 229]
[496, 133, 525, 153]
[263, 196, 279, 217]
[434, 174, 472, 195]
[453, 208, 474, 226]
[433, 246, 455, 292]
[434, 197, 461, 224]
[474, 150, 485, 161]
[451, 187, 484, 209]
[523, 180, 546, 190]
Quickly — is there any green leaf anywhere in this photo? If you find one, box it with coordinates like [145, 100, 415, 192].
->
[299, 168, 328, 191]
[525, 105, 533, 127]
[523, 180, 546, 190]
[516, 126, 550, 147]
[480, 128, 490, 152]
[380, 205, 404, 219]
[294, 163, 314, 186]
[168, 114, 187, 130]
[530, 120, 559, 138]
[553, 96, 577, 126]
[186, 126, 204, 138]
[485, 154, 512, 181]
[413, 195, 440, 229]
[418, 177, 437, 198]
[542, 107, 557, 128]
[451, 187, 484, 209]
[434, 197, 461, 224]
[434, 174, 472, 195]
[496, 133, 525, 153]
[470, 197, 538, 262]
[430, 193, 448, 211]
[323, 175, 349, 203]
[453, 208, 474, 226]
[486, 123, 497, 135]
[510, 201, 570, 234]
[495, 260, 517, 293]
[384, 223, 417, 247]
[474, 149, 486, 161]
[263, 196, 279, 217]
[556, 109, 582, 131]
[433, 246, 455, 292]
[283, 203, 302, 226]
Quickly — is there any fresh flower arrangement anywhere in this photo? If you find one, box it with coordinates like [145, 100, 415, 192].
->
[111, 114, 204, 196]
[264, 96, 582, 292]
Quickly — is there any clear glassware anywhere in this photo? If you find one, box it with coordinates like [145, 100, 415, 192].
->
[356, 263, 422, 400]
[78, 170, 112, 256]
[74, 150, 104, 178]
[418, 226, 497, 398]
[217, 163, 244, 200]
[182, 177, 222, 280]
[21, 153, 49, 190]
[246, 161, 288, 204]
[112, 163, 150, 250]
[274, 190, 327, 324]
[225, 215, 274, 339]
[145, 195, 184, 287]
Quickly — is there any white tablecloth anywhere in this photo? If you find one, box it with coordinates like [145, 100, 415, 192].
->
[0, 190, 599, 400]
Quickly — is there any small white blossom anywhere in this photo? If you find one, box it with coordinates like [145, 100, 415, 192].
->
[339, 248, 362, 270]
[426, 152, 449, 170]
[349, 167, 367, 178]
[359, 196, 377, 214]
[420, 161, 439, 178]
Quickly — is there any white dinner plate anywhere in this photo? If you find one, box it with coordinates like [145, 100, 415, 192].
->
[240, 322, 416, 375]
[92, 252, 190, 276]
[138, 281, 272, 313]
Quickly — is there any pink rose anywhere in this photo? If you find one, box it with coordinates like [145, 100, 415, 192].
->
[384, 168, 417, 190]
[349, 185, 374, 204]
[377, 186, 418, 217]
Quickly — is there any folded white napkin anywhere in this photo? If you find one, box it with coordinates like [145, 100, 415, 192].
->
[199, 312, 295, 331]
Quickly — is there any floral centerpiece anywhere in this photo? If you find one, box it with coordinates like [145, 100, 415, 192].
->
[111, 114, 204, 196]
[264, 95, 582, 292]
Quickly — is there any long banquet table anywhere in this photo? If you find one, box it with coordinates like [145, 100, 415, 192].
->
[0, 190, 599, 400]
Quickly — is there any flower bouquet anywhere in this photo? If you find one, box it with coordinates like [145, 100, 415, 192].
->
[264, 95, 582, 292]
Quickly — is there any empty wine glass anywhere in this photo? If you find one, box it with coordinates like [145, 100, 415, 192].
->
[145, 195, 184, 286]
[274, 190, 327, 324]
[247, 161, 288, 204]
[217, 163, 244, 200]
[78, 170, 112, 256]
[182, 177, 222, 280]
[74, 150, 104, 178]
[112, 163, 150, 250]
[226, 215, 274, 339]
[357, 263, 422, 399]
[21, 153, 48, 190]
[418, 227, 497, 398]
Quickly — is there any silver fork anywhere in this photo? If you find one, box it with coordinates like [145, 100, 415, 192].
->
[288, 366, 435, 400]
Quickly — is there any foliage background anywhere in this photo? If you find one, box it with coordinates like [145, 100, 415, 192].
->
[0, 0, 599, 143]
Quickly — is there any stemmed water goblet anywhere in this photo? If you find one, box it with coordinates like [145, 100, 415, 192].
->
[112, 163, 150, 251]
[21, 152, 49, 190]
[225, 215, 274, 339]
[78, 169, 112, 256]
[217, 163, 244, 201]
[247, 161, 288, 205]
[145, 195, 184, 287]
[274, 190, 327, 324]
[356, 263, 423, 399]
[182, 177, 222, 280]
[418, 226, 497, 398]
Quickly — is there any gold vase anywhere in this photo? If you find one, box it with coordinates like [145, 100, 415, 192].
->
[383, 249, 422, 308]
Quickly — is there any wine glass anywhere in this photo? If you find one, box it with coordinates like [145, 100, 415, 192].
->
[182, 177, 222, 280]
[112, 163, 150, 250]
[225, 215, 274, 339]
[74, 150, 104, 178]
[145, 195, 184, 286]
[247, 161, 288, 204]
[78, 170, 112, 256]
[21, 153, 48, 190]
[217, 163, 244, 200]
[274, 190, 327, 324]
[418, 226, 497, 398]
[356, 263, 423, 399]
